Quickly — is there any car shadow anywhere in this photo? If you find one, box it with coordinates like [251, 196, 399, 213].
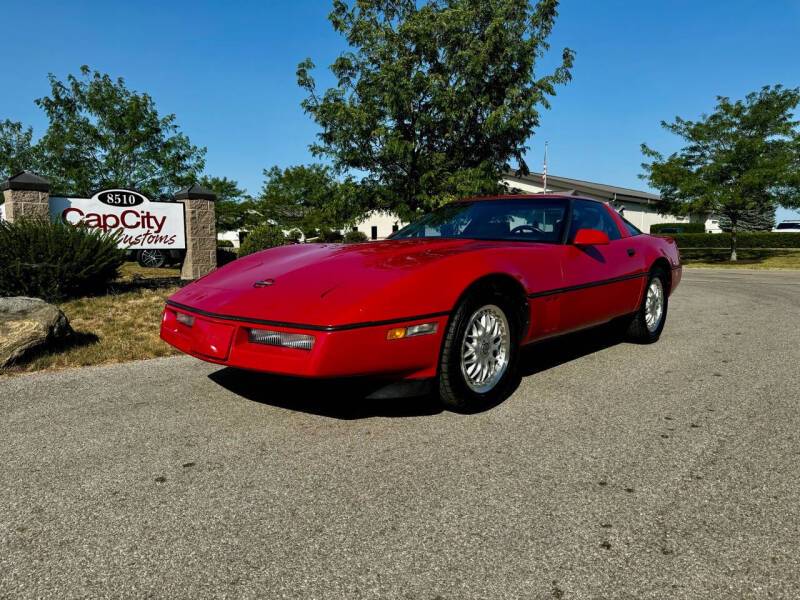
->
[207, 368, 442, 420]
[517, 321, 625, 377]
[207, 322, 627, 420]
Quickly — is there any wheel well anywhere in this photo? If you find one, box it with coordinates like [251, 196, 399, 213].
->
[651, 257, 672, 292]
[455, 274, 530, 338]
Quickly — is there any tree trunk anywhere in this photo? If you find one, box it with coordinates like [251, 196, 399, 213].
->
[730, 225, 737, 262]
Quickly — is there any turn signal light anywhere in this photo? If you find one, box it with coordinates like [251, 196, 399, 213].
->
[386, 328, 406, 340]
[386, 322, 438, 340]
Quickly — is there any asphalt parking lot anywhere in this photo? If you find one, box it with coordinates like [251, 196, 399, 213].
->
[2, 268, 799, 599]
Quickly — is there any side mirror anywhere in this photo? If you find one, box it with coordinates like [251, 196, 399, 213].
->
[573, 228, 610, 246]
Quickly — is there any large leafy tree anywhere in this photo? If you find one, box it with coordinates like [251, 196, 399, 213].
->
[198, 175, 257, 233]
[33, 66, 205, 199]
[641, 85, 800, 260]
[297, 0, 574, 220]
[0, 120, 37, 180]
[718, 205, 776, 232]
[255, 164, 367, 233]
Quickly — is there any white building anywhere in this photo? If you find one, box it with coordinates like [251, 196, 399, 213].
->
[501, 171, 720, 233]
[349, 210, 406, 240]
[217, 229, 243, 248]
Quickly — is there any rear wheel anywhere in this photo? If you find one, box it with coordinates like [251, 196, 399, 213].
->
[626, 268, 668, 343]
[136, 249, 166, 268]
[438, 290, 520, 412]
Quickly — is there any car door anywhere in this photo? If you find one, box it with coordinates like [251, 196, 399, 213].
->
[557, 199, 646, 332]
[501, 198, 570, 341]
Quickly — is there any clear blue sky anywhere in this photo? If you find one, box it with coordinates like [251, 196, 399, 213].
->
[2, 0, 799, 220]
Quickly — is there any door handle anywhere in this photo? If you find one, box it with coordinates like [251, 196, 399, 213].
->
[627, 248, 636, 257]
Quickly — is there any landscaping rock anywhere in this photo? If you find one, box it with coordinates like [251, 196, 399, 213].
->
[0, 297, 73, 369]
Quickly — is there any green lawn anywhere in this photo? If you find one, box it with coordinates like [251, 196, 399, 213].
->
[118, 261, 181, 280]
[2, 262, 181, 377]
[680, 248, 800, 269]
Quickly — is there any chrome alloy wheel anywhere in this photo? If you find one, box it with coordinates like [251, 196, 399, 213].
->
[645, 277, 665, 333]
[460, 304, 511, 393]
[140, 249, 165, 268]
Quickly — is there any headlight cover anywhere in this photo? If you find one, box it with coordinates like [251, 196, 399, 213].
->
[176, 312, 194, 327]
[247, 328, 315, 351]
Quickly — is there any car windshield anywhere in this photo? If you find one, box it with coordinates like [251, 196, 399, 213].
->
[392, 198, 568, 244]
[776, 222, 800, 230]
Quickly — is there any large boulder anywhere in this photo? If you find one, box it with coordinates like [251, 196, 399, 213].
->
[0, 297, 74, 369]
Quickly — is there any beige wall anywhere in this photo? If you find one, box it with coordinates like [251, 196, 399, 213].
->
[611, 200, 686, 233]
[218, 230, 241, 248]
[351, 211, 406, 240]
[502, 177, 553, 196]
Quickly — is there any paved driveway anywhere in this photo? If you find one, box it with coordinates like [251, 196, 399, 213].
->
[2, 269, 799, 599]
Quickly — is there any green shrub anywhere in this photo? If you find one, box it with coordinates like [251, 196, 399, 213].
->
[318, 229, 343, 243]
[0, 218, 126, 301]
[655, 232, 800, 249]
[238, 224, 285, 257]
[343, 230, 369, 243]
[217, 239, 234, 248]
[650, 222, 706, 234]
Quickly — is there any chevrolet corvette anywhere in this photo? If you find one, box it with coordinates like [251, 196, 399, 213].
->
[161, 195, 681, 410]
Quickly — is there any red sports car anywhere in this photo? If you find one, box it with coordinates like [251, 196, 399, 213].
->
[161, 195, 681, 410]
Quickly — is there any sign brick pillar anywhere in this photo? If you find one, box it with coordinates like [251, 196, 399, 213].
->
[0, 171, 51, 221]
[175, 184, 217, 280]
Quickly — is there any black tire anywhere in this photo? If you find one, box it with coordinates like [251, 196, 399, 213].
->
[136, 249, 166, 268]
[625, 267, 669, 343]
[438, 288, 521, 412]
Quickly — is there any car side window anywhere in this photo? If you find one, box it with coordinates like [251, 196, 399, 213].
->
[622, 218, 642, 236]
[569, 200, 622, 242]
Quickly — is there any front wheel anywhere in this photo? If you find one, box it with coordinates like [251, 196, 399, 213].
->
[625, 268, 669, 343]
[438, 291, 520, 412]
[136, 249, 166, 269]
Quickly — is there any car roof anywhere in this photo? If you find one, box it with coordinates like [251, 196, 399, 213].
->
[456, 194, 608, 204]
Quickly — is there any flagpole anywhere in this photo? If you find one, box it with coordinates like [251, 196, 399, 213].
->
[542, 141, 548, 192]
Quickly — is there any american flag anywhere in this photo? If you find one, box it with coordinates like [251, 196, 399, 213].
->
[542, 141, 548, 191]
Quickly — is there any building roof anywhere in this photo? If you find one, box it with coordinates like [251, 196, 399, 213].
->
[503, 171, 660, 205]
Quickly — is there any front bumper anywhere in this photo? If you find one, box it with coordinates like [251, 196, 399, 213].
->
[160, 303, 449, 380]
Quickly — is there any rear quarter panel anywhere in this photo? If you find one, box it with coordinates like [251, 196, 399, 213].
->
[607, 205, 681, 295]
[644, 234, 682, 294]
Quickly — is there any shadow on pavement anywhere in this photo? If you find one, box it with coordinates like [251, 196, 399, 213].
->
[208, 368, 442, 420]
[518, 322, 625, 377]
[208, 322, 626, 419]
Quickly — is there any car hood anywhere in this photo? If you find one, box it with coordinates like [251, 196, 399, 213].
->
[168, 238, 510, 327]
